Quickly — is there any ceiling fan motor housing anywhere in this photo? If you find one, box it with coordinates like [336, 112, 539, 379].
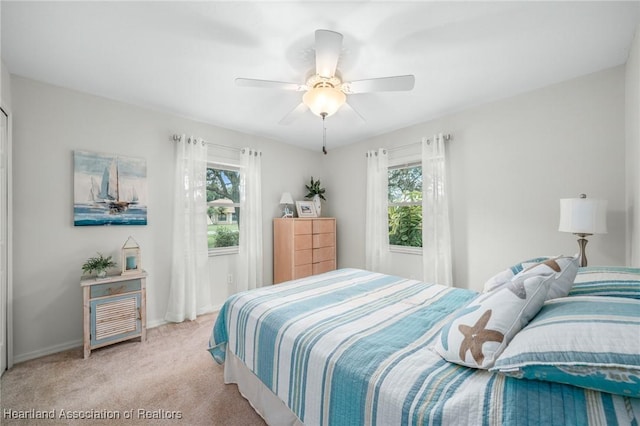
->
[303, 75, 346, 117]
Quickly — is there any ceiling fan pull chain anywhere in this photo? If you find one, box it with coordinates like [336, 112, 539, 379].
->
[321, 113, 328, 155]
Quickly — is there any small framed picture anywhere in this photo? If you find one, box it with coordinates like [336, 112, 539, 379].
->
[296, 201, 317, 218]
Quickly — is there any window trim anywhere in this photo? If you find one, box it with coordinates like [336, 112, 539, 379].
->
[207, 162, 240, 257]
[389, 245, 422, 255]
[209, 246, 239, 256]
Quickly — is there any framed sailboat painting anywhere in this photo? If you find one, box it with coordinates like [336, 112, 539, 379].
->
[73, 150, 148, 226]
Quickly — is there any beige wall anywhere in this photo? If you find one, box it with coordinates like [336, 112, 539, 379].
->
[626, 24, 640, 266]
[1, 61, 11, 110]
[1, 0, 11, 107]
[325, 66, 627, 289]
[9, 76, 323, 361]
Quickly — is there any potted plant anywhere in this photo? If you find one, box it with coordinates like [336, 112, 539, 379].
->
[305, 177, 326, 216]
[82, 253, 117, 279]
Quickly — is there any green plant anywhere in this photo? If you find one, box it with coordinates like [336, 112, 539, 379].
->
[82, 253, 117, 275]
[388, 205, 423, 247]
[213, 226, 239, 248]
[305, 177, 326, 201]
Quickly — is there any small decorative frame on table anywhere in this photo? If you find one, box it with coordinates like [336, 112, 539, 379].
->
[121, 236, 142, 275]
[295, 201, 317, 218]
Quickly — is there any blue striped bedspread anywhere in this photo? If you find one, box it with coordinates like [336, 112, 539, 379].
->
[209, 268, 640, 426]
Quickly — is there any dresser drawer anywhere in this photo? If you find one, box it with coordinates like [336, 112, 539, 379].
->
[313, 260, 335, 275]
[294, 234, 312, 250]
[294, 249, 312, 266]
[90, 279, 141, 298]
[313, 219, 334, 234]
[294, 264, 313, 279]
[313, 232, 334, 248]
[313, 246, 335, 263]
[294, 220, 312, 235]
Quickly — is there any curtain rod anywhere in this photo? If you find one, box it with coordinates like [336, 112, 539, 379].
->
[388, 134, 452, 153]
[171, 134, 241, 153]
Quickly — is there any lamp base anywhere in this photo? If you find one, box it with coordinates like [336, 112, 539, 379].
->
[575, 233, 592, 267]
[281, 206, 293, 218]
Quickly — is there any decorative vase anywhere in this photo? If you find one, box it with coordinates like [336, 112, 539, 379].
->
[313, 194, 322, 217]
[97, 269, 107, 279]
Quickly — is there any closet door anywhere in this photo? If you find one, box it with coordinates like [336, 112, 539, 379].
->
[0, 108, 8, 375]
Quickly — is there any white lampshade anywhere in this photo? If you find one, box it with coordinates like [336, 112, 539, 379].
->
[279, 192, 294, 205]
[559, 196, 607, 235]
[302, 86, 346, 117]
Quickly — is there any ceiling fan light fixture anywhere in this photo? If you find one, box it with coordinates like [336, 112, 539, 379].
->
[302, 85, 346, 117]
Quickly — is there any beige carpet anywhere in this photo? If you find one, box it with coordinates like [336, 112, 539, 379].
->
[0, 313, 266, 425]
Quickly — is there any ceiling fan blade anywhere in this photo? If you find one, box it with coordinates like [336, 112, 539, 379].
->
[235, 78, 306, 91]
[315, 30, 343, 78]
[279, 103, 309, 125]
[342, 75, 415, 94]
[342, 102, 366, 122]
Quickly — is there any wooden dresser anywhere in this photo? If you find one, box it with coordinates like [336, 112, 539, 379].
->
[273, 218, 336, 284]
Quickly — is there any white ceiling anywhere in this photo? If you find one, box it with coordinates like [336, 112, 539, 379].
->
[2, 1, 639, 152]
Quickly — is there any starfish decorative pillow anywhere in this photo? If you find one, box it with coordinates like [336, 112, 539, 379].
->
[433, 256, 578, 369]
[483, 256, 578, 300]
[483, 256, 552, 293]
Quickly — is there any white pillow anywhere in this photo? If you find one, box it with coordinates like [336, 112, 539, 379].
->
[484, 256, 578, 300]
[516, 257, 578, 299]
[483, 256, 552, 293]
[434, 256, 578, 369]
[491, 296, 640, 397]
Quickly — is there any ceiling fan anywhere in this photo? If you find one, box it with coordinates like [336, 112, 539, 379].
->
[235, 29, 415, 154]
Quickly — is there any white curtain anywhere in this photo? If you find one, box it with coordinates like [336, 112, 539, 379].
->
[422, 134, 453, 286]
[165, 135, 212, 322]
[365, 148, 389, 272]
[237, 148, 263, 292]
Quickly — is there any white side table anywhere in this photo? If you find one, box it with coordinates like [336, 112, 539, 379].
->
[81, 271, 147, 358]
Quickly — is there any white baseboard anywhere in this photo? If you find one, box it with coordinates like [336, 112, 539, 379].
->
[147, 304, 221, 328]
[13, 339, 83, 364]
[147, 318, 169, 329]
[13, 307, 223, 364]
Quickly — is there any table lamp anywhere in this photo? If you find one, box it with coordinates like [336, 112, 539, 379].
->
[280, 192, 294, 218]
[558, 193, 607, 267]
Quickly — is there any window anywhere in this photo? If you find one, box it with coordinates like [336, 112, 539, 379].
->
[206, 165, 240, 253]
[388, 163, 422, 248]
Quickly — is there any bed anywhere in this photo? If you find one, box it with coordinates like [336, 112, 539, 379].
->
[209, 265, 640, 425]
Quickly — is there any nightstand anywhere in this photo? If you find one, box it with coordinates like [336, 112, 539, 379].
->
[81, 271, 147, 358]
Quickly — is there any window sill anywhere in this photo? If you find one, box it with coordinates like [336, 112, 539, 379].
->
[389, 245, 422, 255]
[208, 247, 239, 257]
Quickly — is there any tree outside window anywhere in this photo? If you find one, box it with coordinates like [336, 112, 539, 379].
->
[206, 166, 240, 250]
[388, 164, 422, 247]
